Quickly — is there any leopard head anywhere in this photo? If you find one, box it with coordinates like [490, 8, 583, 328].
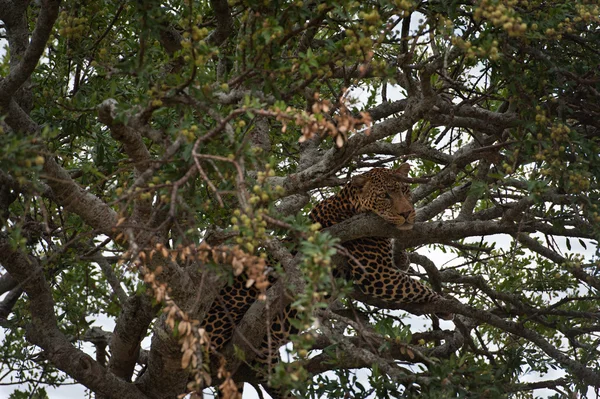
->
[350, 164, 416, 229]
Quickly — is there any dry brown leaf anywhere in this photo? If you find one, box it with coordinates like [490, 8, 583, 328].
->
[181, 349, 193, 369]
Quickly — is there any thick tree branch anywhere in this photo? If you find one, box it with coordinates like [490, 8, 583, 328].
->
[42, 156, 118, 236]
[0, 98, 119, 237]
[0, 286, 23, 323]
[0, 272, 19, 295]
[323, 214, 532, 247]
[250, 114, 272, 153]
[273, 106, 430, 194]
[92, 255, 128, 304]
[416, 183, 471, 222]
[108, 295, 156, 382]
[208, 0, 233, 46]
[97, 99, 153, 175]
[0, 234, 149, 399]
[135, 316, 190, 398]
[98, 99, 154, 223]
[361, 99, 407, 121]
[0, 0, 32, 111]
[0, 0, 61, 105]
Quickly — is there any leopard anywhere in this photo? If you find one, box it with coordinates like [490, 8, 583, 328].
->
[308, 163, 443, 304]
[201, 164, 447, 389]
[252, 164, 446, 364]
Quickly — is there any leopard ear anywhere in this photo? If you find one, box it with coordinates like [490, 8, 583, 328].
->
[351, 174, 369, 188]
[394, 163, 411, 177]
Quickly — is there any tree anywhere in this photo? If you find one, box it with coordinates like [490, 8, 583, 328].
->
[1, 0, 599, 398]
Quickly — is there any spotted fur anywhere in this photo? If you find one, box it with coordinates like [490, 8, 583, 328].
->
[202, 165, 443, 359]
[309, 164, 441, 304]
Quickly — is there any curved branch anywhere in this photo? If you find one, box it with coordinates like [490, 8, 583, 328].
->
[440, 298, 600, 388]
[97, 99, 153, 175]
[0, 234, 149, 399]
[0, 0, 61, 105]
[0, 286, 23, 323]
[273, 110, 425, 194]
[0, 272, 19, 296]
[358, 141, 453, 165]
[92, 255, 128, 304]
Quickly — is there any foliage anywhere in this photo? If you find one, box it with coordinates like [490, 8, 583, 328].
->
[1, 0, 600, 398]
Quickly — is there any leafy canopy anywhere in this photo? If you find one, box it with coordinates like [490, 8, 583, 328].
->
[1, 0, 599, 398]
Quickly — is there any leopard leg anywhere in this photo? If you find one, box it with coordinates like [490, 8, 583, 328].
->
[203, 275, 262, 350]
[343, 237, 443, 305]
[240, 306, 298, 398]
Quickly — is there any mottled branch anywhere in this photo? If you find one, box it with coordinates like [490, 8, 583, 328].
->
[97, 99, 153, 175]
[0, 0, 61, 106]
[0, 234, 148, 399]
[42, 156, 118, 236]
[107, 295, 155, 382]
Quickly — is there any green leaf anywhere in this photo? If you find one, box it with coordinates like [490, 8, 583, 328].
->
[468, 180, 487, 197]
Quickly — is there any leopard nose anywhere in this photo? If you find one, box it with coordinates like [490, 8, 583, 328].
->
[400, 211, 412, 219]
